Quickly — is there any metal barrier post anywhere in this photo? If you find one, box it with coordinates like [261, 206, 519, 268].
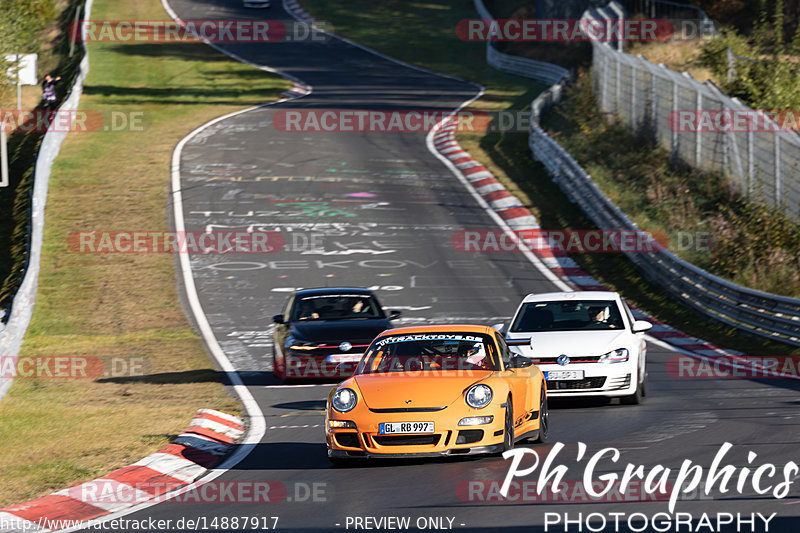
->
[1, 117, 8, 188]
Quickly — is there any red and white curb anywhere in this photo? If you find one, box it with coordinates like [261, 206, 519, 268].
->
[284, 0, 314, 22]
[428, 116, 786, 371]
[0, 409, 243, 532]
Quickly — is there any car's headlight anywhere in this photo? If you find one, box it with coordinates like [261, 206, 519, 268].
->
[599, 348, 629, 363]
[331, 387, 358, 413]
[465, 384, 493, 409]
[287, 338, 317, 351]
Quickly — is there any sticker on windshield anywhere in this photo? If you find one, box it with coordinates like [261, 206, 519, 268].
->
[376, 334, 481, 347]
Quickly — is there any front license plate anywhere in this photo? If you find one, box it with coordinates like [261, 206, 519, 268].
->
[379, 422, 434, 434]
[545, 370, 585, 380]
[326, 353, 362, 363]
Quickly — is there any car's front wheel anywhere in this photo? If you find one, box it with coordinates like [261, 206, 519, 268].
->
[620, 368, 646, 405]
[501, 396, 514, 452]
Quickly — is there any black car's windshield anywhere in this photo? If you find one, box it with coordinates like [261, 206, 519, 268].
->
[510, 300, 624, 332]
[292, 294, 384, 321]
[356, 333, 499, 374]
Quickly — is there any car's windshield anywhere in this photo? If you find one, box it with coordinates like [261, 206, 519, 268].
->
[509, 300, 624, 332]
[291, 294, 384, 321]
[356, 333, 499, 374]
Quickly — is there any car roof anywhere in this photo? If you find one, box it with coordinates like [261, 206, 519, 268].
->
[295, 287, 375, 297]
[520, 291, 621, 303]
[375, 324, 495, 337]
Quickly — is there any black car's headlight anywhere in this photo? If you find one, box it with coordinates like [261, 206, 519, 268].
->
[598, 348, 629, 363]
[287, 337, 317, 351]
[331, 388, 358, 413]
[465, 384, 493, 409]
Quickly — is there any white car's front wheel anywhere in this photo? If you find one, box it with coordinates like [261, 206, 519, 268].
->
[620, 367, 646, 405]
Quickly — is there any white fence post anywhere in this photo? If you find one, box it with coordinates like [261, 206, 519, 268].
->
[695, 89, 702, 166]
[747, 129, 754, 194]
[775, 135, 782, 206]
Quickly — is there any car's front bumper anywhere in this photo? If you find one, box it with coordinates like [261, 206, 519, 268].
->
[539, 363, 636, 397]
[328, 444, 504, 459]
[326, 405, 507, 457]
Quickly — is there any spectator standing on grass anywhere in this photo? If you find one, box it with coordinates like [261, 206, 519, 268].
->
[41, 74, 61, 110]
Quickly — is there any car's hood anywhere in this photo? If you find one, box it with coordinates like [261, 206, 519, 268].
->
[507, 330, 628, 358]
[354, 372, 490, 409]
[290, 319, 389, 344]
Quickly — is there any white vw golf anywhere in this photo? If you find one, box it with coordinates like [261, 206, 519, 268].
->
[501, 291, 652, 404]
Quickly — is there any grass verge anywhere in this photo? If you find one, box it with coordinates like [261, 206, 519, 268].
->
[0, 0, 290, 506]
[299, 0, 797, 357]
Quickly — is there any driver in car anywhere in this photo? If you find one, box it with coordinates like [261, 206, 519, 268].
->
[459, 343, 490, 370]
[588, 305, 617, 328]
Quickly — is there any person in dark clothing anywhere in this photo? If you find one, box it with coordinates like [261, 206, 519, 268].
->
[41, 74, 61, 110]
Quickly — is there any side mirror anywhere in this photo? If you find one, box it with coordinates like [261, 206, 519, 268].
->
[632, 320, 652, 333]
[507, 356, 533, 369]
[388, 310, 402, 320]
[491, 322, 505, 334]
[272, 314, 285, 324]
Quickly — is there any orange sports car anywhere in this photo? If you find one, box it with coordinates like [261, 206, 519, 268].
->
[325, 325, 548, 462]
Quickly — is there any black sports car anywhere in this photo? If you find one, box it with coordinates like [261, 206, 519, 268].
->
[272, 288, 401, 380]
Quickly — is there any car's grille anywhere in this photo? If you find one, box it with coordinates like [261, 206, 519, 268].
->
[455, 429, 483, 444]
[368, 407, 446, 413]
[373, 434, 441, 446]
[548, 377, 606, 390]
[334, 433, 360, 448]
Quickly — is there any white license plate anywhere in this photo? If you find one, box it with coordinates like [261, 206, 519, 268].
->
[545, 370, 585, 380]
[326, 353, 362, 363]
[379, 421, 434, 434]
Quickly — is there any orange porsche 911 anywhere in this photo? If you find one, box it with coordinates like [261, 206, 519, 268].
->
[325, 325, 549, 462]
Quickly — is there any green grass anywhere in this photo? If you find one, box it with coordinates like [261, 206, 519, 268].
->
[0, 0, 290, 506]
[299, 0, 798, 357]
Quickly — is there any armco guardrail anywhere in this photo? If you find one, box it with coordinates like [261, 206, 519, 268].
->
[471, 0, 800, 346]
[526, 3, 800, 346]
[0, 0, 94, 401]
[472, 0, 569, 86]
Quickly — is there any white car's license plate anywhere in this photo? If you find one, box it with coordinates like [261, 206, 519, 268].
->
[379, 422, 434, 434]
[545, 370, 585, 380]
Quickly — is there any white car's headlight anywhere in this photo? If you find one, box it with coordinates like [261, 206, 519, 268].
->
[331, 388, 358, 412]
[465, 384, 493, 409]
[599, 348, 629, 363]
